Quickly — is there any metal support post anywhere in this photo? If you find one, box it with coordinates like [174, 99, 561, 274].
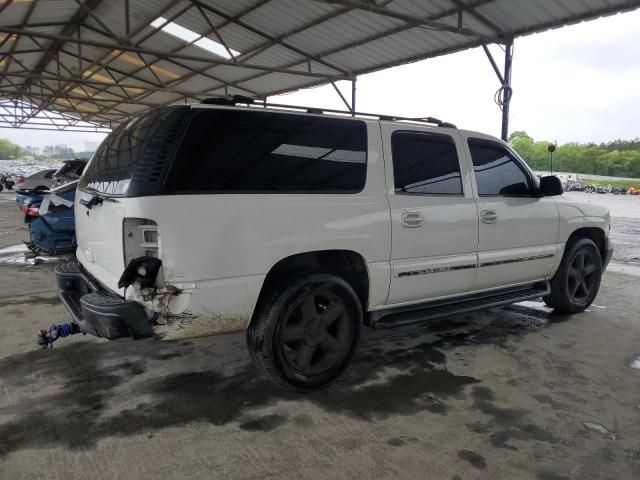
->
[482, 39, 514, 141]
[501, 39, 513, 141]
[351, 77, 356, 116]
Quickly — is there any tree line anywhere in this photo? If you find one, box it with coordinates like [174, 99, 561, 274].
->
[509, 131, 640, 178]
[0, 138, 93, 160]
[0, 138, 23, 160]
[4, 132, 640, 178]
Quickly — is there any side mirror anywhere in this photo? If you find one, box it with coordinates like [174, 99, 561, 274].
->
[540, 175, 563, 196]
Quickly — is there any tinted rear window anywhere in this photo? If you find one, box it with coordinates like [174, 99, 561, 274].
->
[164, 110, 367, 193]
[79, 108, 178, 195]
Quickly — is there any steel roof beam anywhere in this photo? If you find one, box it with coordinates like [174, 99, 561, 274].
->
[0, 87, 166, 107]
[0, 98, 110, 130]
[65, 1, 271, 117]
[229, 0, 494, 90]
[0, 0, 14, 16]
[0, 75, 207, 102]
[314, 0, 492, 40]
[0, 26, 348, 80]
[190, 0, 350, 76]
[32, 1, 261, 120]
[18, 0, 103, 94]
[450, 0, 505, 36]
[2, 0, 37, 75]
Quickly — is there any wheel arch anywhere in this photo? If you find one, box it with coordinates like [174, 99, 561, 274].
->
[250, 249, 370, 327]
[565, 227, 606, 263]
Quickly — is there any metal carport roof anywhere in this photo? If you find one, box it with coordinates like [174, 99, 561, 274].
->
[1, 0, 639, 133]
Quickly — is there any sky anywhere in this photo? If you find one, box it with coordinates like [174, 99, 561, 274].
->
[2, 7, 639, 149]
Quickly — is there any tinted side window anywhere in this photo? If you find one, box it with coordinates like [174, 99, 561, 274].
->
[165, 110, 367, 193]
[392, 132, 462, 195]
[468, 139, 531, 196]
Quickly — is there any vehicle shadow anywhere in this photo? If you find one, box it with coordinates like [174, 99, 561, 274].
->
[0, 301, 568, 457]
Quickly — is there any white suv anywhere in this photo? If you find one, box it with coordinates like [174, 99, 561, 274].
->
[54, 99, 612, 390]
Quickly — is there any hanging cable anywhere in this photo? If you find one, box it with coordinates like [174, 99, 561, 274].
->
[494, 42, 514, 112]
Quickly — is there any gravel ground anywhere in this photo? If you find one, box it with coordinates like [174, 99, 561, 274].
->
[562, 191, 640, 264]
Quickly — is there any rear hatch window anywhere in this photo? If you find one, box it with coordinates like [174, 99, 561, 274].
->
[79, 106, 189, 196]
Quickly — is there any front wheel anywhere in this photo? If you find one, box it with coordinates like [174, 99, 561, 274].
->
[247, 273, 362, 391]
[543, 238, 602, 313]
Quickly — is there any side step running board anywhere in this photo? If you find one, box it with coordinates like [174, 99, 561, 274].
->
[372, 282, 550, 329]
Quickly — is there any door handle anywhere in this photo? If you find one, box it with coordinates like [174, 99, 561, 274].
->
[401, 212, 425, 228]
[480, 209, 498, 224]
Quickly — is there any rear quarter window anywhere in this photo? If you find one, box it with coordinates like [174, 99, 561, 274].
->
[164, 110, 368, 194]
[79, 107, 188, 196]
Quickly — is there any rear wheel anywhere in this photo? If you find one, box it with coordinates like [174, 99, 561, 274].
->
[543, 238, 602, 313]
[247, 273, 362, 391]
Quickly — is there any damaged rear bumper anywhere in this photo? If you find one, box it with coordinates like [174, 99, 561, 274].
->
[55, 261, 153, 340]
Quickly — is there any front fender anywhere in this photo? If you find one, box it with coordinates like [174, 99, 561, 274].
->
[556, 198, 610, 244]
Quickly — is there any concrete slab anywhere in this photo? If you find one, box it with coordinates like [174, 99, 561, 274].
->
[1, 193, 639, 480]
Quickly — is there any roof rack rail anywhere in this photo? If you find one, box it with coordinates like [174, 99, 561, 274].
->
[199, 96, 456, 128]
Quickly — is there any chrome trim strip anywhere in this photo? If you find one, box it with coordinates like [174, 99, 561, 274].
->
[479, 253, 555, 268]
[397, 253, 555, 277]
[397, 263, 476, 277]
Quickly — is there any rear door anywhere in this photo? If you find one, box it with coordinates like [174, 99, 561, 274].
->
[383, 124, 479, 306]
[461, 133, 560, 290]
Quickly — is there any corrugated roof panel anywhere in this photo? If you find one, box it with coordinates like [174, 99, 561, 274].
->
[240, 0, 336, 38]
[165, 75, 214, 94]
[390, 0, 456, 17]
[286, 9, 405, 57]
[240, 44, 306, 69]
[323, 27, 468, 72]
[207, 0, 265, 18]
[3, 0, 79, 26]
[285, 60, 346, 77]
[216, 22, 268, 53]
[1, 0, 639, 129]
[235, 73, 306, 95]
[200, 64, 261, 85]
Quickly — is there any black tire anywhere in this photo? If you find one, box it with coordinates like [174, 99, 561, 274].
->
[543, 238, 602, 313]
[247, 273, 362, 391]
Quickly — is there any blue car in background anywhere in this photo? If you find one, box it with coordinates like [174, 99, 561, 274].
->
[16, 181, 78, 255]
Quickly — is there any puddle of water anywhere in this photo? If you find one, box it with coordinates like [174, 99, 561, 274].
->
[514, 300, 554, 313]
[630, 357, 640, 370]
[0, 244, 29, 255]
[0, 244, 69, 265]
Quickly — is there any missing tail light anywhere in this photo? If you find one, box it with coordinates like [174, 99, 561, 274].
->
[123, 218, 160, 266]
[20, 205, 39, 217]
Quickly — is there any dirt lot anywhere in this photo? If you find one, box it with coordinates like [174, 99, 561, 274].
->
[1, 191, 639, 480]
